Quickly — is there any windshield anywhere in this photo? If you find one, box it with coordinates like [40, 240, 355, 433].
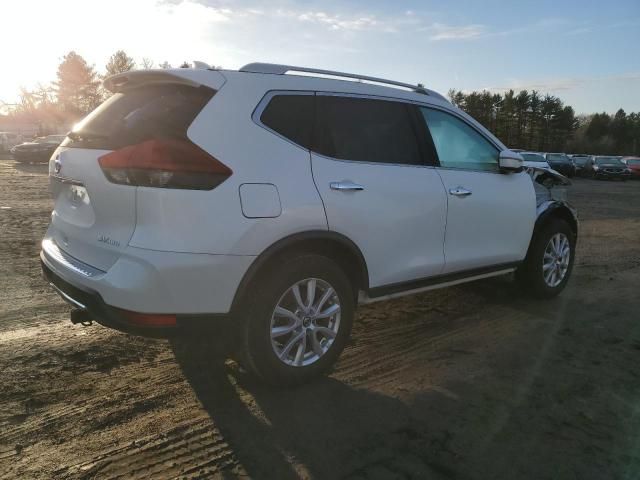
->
[572, 156, 589, 166]
[547, 153, 570, 162]
[595, 157, 623, 165]
[627, 159, 640, 166]
[521, 153, 546, 162]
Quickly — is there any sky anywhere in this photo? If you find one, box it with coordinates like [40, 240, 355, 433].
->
[1, 0, 639, 114]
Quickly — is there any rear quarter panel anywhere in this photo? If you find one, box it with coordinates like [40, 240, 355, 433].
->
[129, 73, 328, 255]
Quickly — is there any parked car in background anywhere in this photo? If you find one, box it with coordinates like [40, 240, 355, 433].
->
[0, 132, 22, 153]
[570, 154, 592, 176]
[544, 153, 575, 177]
[11, 135, 67, 163]
[583, 156, 632, 180]
[521, 152, 551, 170]
[621, 157, 640, 179]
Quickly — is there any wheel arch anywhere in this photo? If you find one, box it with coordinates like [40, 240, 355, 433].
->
[230, 231, 369, 313]
[534, 201, 578, 238]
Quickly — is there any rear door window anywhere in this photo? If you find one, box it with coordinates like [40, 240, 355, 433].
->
[63, 84, 215, 150]
[314, 95, 424, 166]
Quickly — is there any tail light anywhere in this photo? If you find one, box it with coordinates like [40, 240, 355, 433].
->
[98, 138, 232, 190]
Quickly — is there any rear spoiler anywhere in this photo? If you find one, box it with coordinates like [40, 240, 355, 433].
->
[104, 69, 225, 93]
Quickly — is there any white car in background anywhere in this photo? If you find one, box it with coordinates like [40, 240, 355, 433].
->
[520, 152, 551, 170]
[41, 63, 578, 385]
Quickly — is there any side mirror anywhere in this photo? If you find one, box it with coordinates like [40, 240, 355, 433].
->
[499, 150, 524, 173]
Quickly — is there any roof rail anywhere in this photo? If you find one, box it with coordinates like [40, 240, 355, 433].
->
[239, 62, 429, 95]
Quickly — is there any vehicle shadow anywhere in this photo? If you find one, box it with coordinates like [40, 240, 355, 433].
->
[169, 335, 455, 479]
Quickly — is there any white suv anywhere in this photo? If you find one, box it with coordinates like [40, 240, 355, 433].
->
[41, 63, 577, 384]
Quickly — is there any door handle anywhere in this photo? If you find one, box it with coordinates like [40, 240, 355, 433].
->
[330, 181, 365, 192]
[449, 186, 472, 197]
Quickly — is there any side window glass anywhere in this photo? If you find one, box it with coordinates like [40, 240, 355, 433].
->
[260, 94, 314, 149]
[421, 108, 499, 172]
[314, 96, 422, 166]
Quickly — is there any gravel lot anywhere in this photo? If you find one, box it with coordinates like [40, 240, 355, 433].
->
[1, 156, 639, 480]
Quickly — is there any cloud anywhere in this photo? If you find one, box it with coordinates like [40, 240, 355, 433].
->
[427, 23, 486, 41]
[295, 11, 379, 31]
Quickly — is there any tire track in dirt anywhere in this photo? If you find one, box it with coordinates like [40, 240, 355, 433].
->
[57, 422, 239, 479]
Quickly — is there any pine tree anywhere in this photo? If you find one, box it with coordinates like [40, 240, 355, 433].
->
[105, 50, 136, 76]
[54, 51, 101, 118]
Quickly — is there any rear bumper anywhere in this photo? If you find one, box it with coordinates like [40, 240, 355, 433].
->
[41, 235, 255, 314]
[594, 171, 632, 179]
[40, 237, 256, 336]
[42, 260, 242, 337]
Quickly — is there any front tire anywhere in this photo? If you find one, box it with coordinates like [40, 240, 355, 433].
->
[240, 254, 355, 385]
[517, 219, 576, 298]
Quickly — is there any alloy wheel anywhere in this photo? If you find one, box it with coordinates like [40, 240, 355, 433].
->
[270, 278, 341, 367]
[542, 233, 571, 287]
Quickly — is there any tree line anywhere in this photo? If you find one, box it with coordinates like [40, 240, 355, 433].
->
[5, 51, 190, 132]
[448, 89, 639, 155]
[4, 49, 639, 155]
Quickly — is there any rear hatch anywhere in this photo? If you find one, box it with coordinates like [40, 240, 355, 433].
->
[48, 70, 224, 271]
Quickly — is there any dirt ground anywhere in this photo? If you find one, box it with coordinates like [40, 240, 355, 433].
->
[1, 156, 639, 480]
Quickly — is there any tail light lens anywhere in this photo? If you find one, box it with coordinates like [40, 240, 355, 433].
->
[98, 138, 232, 190]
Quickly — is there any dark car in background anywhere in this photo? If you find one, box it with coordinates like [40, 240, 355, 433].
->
[622, 157, 640, 179]
[570, 154, 592, 176]
[11, 135, 66, 163]
[584, 156, 632, 180]
[544, 153, 575, 177]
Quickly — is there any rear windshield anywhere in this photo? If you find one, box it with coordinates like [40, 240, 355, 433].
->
[547, 154, 570, 162]
[572, 156, 589, 165]
[521, 153, 546, 162]
[595, 157, 623, 165]
[62, 84, 215, 150]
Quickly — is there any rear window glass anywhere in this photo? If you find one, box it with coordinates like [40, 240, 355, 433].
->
[521, 153, 546, 162]
[314, 96, 422, 165]
[62, 84, 215, 150]
[260, 95, 314, 149]
[547, 154, 570, 162]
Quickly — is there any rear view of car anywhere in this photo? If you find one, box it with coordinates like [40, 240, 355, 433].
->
[41, 69, 245, 331]
[570, 154, 592, 176]
[622, 157, 640, 179]
[12, 135, 66, 163]
[521, 152, 551, 170]
[544, 153, 575, 177]
[587, 156, 632, 180]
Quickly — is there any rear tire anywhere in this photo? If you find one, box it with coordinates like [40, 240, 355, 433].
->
[239, 254, 354, 385]
[517, 219, 575, 298]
